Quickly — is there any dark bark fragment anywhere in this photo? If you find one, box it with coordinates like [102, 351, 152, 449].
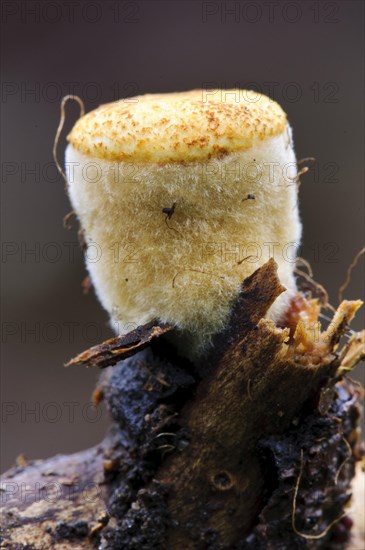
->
[65, 320, 173, 369]
[239, 381, 363, 549]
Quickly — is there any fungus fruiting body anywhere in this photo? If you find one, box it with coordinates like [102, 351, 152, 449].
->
[65, 90, 302, 356]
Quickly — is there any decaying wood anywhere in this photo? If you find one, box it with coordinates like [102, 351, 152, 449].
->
[0, 443, 108, 549]
[65, 319, 173, 369]
[153, 261, 363, 548]
[1, 261, 364, 550]
[338, 331, 365, 372]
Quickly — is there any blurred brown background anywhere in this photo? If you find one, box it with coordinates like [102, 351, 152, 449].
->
[1, 0, 364, 472]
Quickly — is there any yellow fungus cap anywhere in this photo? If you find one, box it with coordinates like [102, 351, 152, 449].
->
[67, 89, 287, 164]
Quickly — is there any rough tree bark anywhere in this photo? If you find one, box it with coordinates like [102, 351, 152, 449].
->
[1, 261, 364, 550]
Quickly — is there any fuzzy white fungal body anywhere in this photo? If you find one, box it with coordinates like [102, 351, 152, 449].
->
[65, 90, 301, 357]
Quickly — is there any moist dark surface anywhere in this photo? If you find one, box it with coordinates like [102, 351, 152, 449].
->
[97, 345, 362, 550]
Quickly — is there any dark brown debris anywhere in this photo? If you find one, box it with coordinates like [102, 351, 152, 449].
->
[65, 319, 174, 369]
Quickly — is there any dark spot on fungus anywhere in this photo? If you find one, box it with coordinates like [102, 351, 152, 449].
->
[162, 202, 176, 220]
[242, 194, 255, 202]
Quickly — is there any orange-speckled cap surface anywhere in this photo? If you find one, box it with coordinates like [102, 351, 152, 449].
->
[67, 89, 287, 163]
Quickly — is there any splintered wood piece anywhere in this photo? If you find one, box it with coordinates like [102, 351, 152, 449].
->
[338, 329, 365, 372]
[156, 262, 364, 548]
[65, 320, 174, 369]
[0, 443, 108, 548]
[198, 258, 285, 376]
[227, 258, 285, 328]
[320, 299, 363, 349]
